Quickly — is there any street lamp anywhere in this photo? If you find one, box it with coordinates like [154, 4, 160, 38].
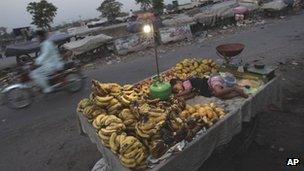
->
[142, 22, 172, 101]
[143, 23, 160, 79]
[143, 24, 152, 34]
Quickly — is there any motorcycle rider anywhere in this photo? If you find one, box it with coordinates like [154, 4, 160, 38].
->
[30, 30, 64, 93]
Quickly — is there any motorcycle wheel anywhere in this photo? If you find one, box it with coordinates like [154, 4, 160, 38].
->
[5, 88, 32, 109]
[65, 73, 83, 93]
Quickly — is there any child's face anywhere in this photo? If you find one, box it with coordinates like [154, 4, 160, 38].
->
[172, 81, 184, 93]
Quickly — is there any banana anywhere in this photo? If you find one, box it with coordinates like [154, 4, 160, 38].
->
[117, 133, 127, 145]
[108, 109, 119, 116]
[119, 155, 136, 168]
[150, 115, 167, 123]
[135, 150, 146, 164]
[124, 141, 142, 154]
[92, 119, 99, 129]
[98, 130, 110, 141]
[149, 108, 165, 113]
[94, 99, 109, 108]
[99, 115, 111, 126]
[135, 124, 150, 138]
[148, 111, 164, 118]
[108, 103, 122, 113]
[108, 98, 119, 106]
[121, 136, 137, 147]
[101, 139, 110, 147]
[123, 84, 133, 91]
[123, 90, 134, 95]
[118, 95, 131, 106]
[120, 109, 135, 120]
[138, 122, 154, 131]
[123, 147, 140, 158]
[123, 119, 135, 126]
[95, 95, 114, 103]
[106, 123, 126, 131]
[104, 116, 122, 126]
[99, 128, 117, 136]
[109, 132, 118, 153]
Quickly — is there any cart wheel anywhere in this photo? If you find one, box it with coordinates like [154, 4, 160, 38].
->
[17, 55, 33, 66]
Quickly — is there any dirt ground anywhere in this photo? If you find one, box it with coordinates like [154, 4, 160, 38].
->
[200, 59, 304, 171]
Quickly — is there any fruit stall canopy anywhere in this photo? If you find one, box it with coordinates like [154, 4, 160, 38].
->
[77, 76, 282, 171]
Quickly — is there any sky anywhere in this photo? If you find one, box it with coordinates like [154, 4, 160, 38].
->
[0, 0, 174, 30]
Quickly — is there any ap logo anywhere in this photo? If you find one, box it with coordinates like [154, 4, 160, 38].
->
[286, 158, 300, 166]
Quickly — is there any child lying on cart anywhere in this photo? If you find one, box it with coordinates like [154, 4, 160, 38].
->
[170, 76, 248, 100]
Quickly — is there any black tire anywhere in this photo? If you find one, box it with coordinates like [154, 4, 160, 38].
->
[65, 73, 84, 93]
[5, 87, 32, 109]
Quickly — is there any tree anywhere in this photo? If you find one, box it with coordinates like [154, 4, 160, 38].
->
[97, 0, 123, 22]
[134, 0, 164, 14]
[26, 0, 57, 30]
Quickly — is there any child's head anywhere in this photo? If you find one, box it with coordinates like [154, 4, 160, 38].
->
[170, 78, 184, 93]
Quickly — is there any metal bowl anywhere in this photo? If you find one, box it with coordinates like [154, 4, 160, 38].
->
[216, 43, 245, 58]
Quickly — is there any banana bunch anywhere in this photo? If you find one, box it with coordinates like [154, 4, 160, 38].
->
[182, 103, 226, 127]
[109, 133, 148, 168]
[77, 98, 94, 113]
[173, 58, 219, 79]
[94, 95, 123, 115]
[118, 109, 138, 129]
[135, 79, 152, 96]
[82, 105, 106, 120]
[92, 80, 122, 97]
[117, 85, 140, 106]
[135, 108, 167, 139]
[93, 115, 126, 147]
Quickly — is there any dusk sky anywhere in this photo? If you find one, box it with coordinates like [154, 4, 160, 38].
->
[0, 0, 173, 30]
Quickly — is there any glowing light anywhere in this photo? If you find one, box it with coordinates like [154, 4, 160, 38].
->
[143, 24, 152, 34]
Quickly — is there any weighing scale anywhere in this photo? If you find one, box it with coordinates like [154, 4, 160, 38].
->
[216, 43, 277, 82]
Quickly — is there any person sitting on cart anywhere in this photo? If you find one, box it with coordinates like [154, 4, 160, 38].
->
[30, 30, 64, 93]
[170, 76, 248, 100]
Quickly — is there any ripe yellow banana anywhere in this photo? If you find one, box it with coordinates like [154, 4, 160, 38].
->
[119, 155, 136, 168]
[120, 109, 135, 120]
[109, 132, 118, 153]
[123, 119, 135, 126]
[108, 98, 119, 106]
[108, 103, 122, 113]
[123, 90, 134, 95]
[135, 150, 146, 164]
[138, 122, 155, 131]
[135, 124, 150, 138]
[118, 96, 131, 106]
[94, 99, 109, 108]
[148, 111, 164, 118]
[95, 95, 114, 103]
[99, 128, 117, 136]
[106, 123, 126, 131]
[123, 147, 140, 159]
[104, 116, 122, 126]
[124, 141, 142, 154]
[98, 130, 110, 141]
[123, 84, 133, 91]
[101, 139, 110, 147]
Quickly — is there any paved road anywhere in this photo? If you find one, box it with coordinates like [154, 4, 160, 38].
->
[0, 13, 303, 171]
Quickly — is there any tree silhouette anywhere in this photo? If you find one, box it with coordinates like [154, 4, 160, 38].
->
[26, 0, 57, 30]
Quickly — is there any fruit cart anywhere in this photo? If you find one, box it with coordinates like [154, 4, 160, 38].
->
[4, 33, 71, 65]
[76, 58, 282, 171]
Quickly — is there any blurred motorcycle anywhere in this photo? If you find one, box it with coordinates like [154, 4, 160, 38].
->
[1, 60, 85, 109]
